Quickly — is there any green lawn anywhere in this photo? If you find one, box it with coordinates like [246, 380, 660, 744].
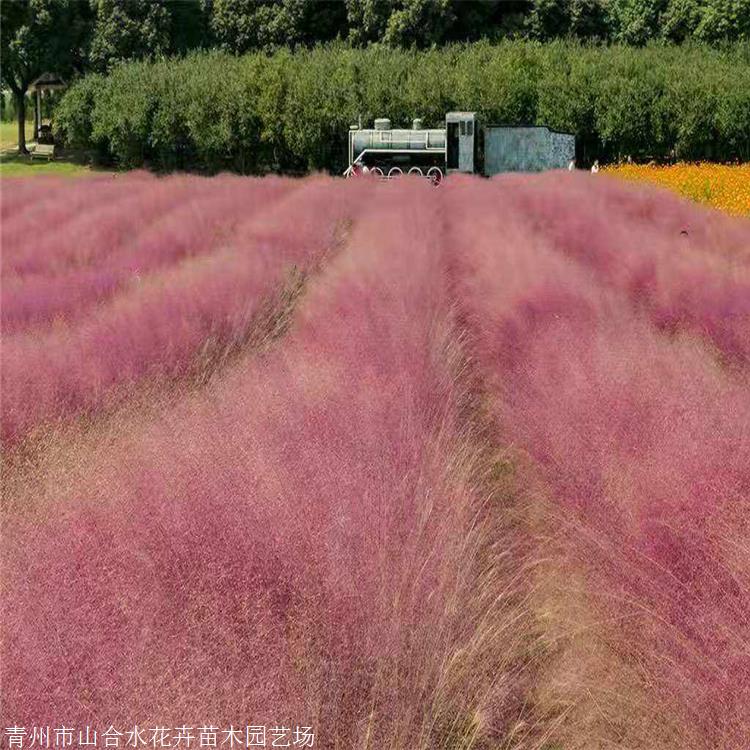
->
[0, 153, 96, 177]
[0, 120, 30, 151]
[0, 119, 108, 177]
[0, 119, 104, 177]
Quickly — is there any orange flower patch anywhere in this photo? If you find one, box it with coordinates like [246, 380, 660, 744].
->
[604, 163, 750, 216]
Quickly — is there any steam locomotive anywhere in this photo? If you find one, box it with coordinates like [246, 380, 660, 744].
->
[344, 111, 575, 184]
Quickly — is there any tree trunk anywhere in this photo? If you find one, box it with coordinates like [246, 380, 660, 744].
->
[34, 90, 39, 142]
[15, 90, 28, 154]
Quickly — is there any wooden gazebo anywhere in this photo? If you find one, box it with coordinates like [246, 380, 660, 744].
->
[29, 73, 66, 142]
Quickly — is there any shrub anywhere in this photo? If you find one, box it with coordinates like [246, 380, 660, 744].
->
[53, 73, 106, 153]
[54, 41, 750, 172]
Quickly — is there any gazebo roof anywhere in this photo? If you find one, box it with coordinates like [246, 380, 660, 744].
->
[30, 73, 66, 92]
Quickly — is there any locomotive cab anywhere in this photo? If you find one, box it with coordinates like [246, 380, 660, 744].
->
[445, 112, 477, 174]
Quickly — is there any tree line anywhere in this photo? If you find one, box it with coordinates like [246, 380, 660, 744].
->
[54, 42, 750, 172]
[2, 0, 748, 153]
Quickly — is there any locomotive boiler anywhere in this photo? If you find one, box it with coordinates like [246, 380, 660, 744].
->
[345, 112, 575, 183]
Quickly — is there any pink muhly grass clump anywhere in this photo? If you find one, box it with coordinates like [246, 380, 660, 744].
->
[1, 178, 354, 444]
[2, 180, 528, 747]
[1, 172, 157, 261]
[444, 174, 750, 747]
[1, 176, 295, 331]
[2, 175, 209, 277]
[501, 172, 750, 368]
[1, 176, 62, 221]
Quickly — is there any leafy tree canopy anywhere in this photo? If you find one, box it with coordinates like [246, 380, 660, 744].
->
[1, 0, 89, 150]
[1, 0, 86, 91]
[209, 0, 347, 52]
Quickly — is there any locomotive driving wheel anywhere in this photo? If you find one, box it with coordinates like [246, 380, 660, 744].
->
[427, 167, 443, 186]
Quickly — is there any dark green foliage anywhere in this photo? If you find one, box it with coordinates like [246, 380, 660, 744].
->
[694, 0, 750, 43]
[54, 41, 750, 172]
[210, 0, 347, 52]
[527, 0, 610, 41]
[89, 0, 171, 71]
[0, 0, 90, 151]
[660, 0, 704, 42]
[88, 0, 210, 72]
[607, 0, 669, 44]
[170, 0, 212, 54]
[200, 0, 750, 47]
[526, 0, 750, 42]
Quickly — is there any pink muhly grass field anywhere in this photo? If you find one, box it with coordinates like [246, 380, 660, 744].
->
[501, 172, 750, 368]
[2, 172, 749, 748]
[2, 181, 530, 745]
[1, 176, 295, 332]
[443, 175, 750, 747]
[1, 177, 358, 444]
[1, 172, 156, 261]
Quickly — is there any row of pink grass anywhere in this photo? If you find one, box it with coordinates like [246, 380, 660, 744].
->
[1, 172, 158, 265]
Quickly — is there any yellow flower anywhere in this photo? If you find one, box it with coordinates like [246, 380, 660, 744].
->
[602, 163, 750, 217]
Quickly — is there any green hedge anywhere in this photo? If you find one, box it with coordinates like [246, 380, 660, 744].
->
[54, 41, 750, 172]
